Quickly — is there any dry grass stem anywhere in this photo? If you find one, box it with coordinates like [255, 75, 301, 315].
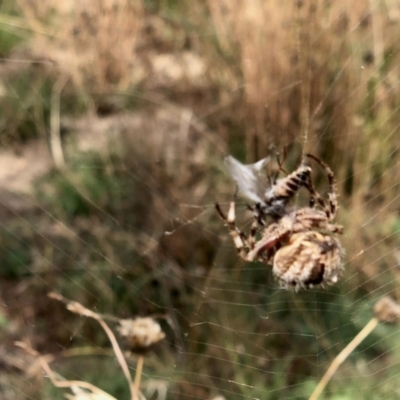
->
[48, 292, 138, 400]
[133, 355, 145, 400]
[21, 0, 143, 90]
[50, 75, 68, 169]
[309, 317, 379, 400]
[14, 341, 117, 399]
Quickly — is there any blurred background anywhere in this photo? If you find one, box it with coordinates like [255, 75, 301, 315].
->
[1, 0, 400, 399]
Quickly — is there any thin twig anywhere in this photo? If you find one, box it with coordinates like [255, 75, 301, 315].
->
[309, 317, 379, 400]
[15, 341, 116, 399]
[48, 292, 137, 399]
[97, 317, 136, 398]
[133, 355, 145, 400]
[50, 75, 68, 169]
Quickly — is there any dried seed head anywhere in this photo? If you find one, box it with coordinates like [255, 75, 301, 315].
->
[118, 317, 165, 353]
[374, 297, 400, 323]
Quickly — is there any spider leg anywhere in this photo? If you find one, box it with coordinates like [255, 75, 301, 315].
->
[320, 222, 344, 235]
[303, 174, 316, 208]
[276, 148, 289, 175]
[247, 217, 292, 262]
[270, 147, 289, 185]
[305, 153, 338, 220]
[215, 202, 252, 261]
[248, 216, 259, 250]
[300, 156, 332, 219]
[247, 231, 283, 262]
[239, 203, 261, 250]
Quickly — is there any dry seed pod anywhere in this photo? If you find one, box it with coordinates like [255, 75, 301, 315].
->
[118, 317, 165, 353]
[374, 296, 400, 323]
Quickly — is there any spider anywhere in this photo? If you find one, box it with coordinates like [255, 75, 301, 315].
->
[216, 153, 344, 290]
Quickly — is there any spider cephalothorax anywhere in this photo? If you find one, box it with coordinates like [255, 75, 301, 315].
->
[216, 153, 344, 290]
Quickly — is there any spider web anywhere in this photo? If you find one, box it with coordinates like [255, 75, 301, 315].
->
[1, 2, 400, 400]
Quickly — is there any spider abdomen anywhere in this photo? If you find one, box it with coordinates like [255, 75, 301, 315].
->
[273, 232, 344, 290]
